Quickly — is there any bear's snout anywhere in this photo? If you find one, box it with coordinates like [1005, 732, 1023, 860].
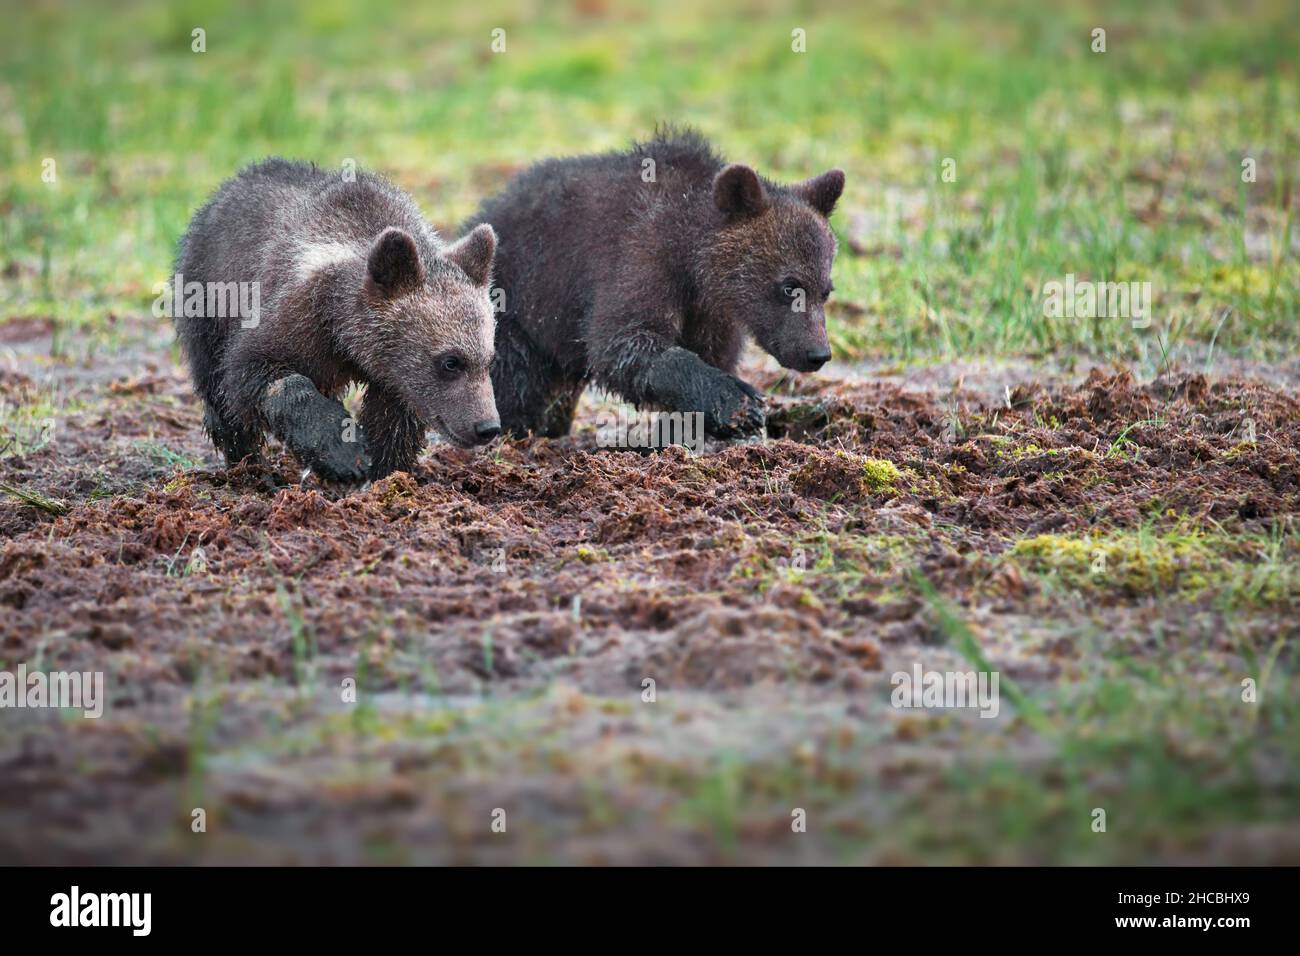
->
[473, 419, 502, 443]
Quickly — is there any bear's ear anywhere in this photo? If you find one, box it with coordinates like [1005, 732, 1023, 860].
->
[713, 164, 769, 218]
[443, 223, 497, 287]
[795, 169, 845, 218]
[367, 228, 424, 292]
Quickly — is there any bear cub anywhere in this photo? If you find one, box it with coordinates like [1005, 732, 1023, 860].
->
[175, 159, 500, 481]
[462, 127, 844, 440]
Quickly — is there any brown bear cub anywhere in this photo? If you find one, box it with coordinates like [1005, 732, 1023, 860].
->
[174, 159, 501, 481]
[462, 127, 844, 440]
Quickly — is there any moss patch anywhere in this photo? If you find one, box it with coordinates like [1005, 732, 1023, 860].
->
[791, 450, 901, 502]
[1008, 529, 1300, 607]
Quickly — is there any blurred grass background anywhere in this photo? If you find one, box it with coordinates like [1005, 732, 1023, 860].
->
[0, 0, 1296, 364]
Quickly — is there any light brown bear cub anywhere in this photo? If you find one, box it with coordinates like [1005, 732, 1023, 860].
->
[175, 158, 500, 481]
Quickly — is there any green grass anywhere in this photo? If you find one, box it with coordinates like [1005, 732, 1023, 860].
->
[918, 576, 1299, 863]
[132, 438, 205, 470]
[0, 479, 69, 515]
[732, 526, 925, 598]
[0, 380, 74, 459]
[1, 0, 1296, 364]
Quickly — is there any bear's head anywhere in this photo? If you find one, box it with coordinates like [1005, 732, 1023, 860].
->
[701, 164, 844, 373]
[359, 223, 500, 447]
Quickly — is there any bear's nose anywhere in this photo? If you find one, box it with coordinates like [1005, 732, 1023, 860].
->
[474, 420, 502, 442]
[805, 348, 832, 370]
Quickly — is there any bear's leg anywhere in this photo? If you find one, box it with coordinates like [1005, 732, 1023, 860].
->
[536, 380, 585, 438]
[359, 383, 425, 479]
[255, 372, 372, 482]
[492, 319, 584, 438]
[203, 402, 262, 467]
[641, 347, 765, 439]
[176, 314, 262, 465]
[593, 339, 765, 440]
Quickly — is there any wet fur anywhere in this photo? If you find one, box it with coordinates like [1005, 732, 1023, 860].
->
[175, 159, 498, 480]
[463, 127, 844, 439]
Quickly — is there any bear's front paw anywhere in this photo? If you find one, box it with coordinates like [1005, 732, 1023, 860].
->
[291, 410, 370, 483]
[706, 374, 766, 439]
[307, 435, 372, 484]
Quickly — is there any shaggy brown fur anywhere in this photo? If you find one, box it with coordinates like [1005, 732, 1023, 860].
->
[463, 128, 844, 439]
[174, 159, 500, 480]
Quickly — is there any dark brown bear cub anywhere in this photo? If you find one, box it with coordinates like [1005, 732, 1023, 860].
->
[462, 128, 844, 440]
[174, 159, 500, 481]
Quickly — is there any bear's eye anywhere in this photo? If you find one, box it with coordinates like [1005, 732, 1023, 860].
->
[438, 354, 465, 376]
[780, 280, 803, 299]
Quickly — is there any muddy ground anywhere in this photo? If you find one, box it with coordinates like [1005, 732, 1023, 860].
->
[1, 313, 1298, 864]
